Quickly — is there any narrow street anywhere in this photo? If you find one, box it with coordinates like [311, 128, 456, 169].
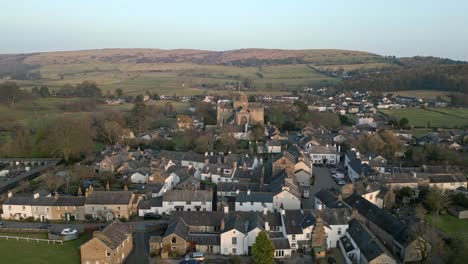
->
[302, 166, 339, 209]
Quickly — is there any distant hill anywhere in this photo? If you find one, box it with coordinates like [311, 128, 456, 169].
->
[0, 48, 384, 66]
[0, 48, 466, 96]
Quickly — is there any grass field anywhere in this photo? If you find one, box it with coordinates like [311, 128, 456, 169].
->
[18, 61, 338, 96]
[425, 214, 468, 239]
[381, 107, 468, 128]
[0, 232, 91, 264]
[386, 90, 459, 100]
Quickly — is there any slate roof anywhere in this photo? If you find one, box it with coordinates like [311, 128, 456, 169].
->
[164, 218, 190, 239]
[347, 219, 386, 262]
[340, 235, 355, 253]
[169, 211, 224, 227]
[315, 189, 350, 209]
[138, 197, 163, 210]
[223, 211, 265, 233]
[4, 194, 86, 207]
[283, 210, 315, 235]
[217, 182, 260, 193]
[271, 238, 291, 250]
[187, 233, 220, 245]
[163, 189, 212, 202]
[267, 212, 282, 228]
[236, 192, 274, 203]
[345, 150, 357, 161]
[95, 220, 130, 250]
[86, 191, 133, 205]
[321, 208, 352, 225]
[344, 194, 409, 245]
[426, 174, 467, 183]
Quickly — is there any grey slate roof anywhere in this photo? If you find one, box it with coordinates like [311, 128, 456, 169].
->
[315, 189, 350, 209]
[321, 208, 352, 225]
[4, 194, 85, 207]
[267, 212, 282, 228]
[340, 235, 355, 253]
[164, 218, 190, 239]
[283, 210, 315, 235]
[344, 194, 409, 245]
[236, 192, 274, 203]
[86, 191, 133, 205]
[271, 238, 291, 250]
[187, 233, 220, 245]
[169, 211, 224, 227]
[223, 211, 265, 233]
[347, 219, 386, 262]
[163, 189, 212, 202]
[96, 219, 131, 250]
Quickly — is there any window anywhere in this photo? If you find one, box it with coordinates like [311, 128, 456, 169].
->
[291, 243, 296, 248]
[172, 237, 176, 244]
[22, 206, 25, 211]
[251, 202, 254, 205]
[201, 202, 206, 205]
[92, 207, 95, 211]
[8, 206, 11, 210]
[46, 208, 50, 212]
[169, 201, 174, 205]
[104, 207, 107, 210]
[291, 235, 296, 241]
[338, 228, 342, 235]
[306, 233, 311, 239]
[232, 248, 237, 254]
[35, 207, 38, 212]
[106, 251, 111, 257]
[117, 207, 120, 210]
[232, 237, 237, 245]
[186, 201, 191, 205]
[57, 206, 61, 211]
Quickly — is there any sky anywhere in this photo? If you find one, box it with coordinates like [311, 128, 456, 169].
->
[1, 0, 468, 60]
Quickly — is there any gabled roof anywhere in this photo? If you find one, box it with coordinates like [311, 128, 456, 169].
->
[236, 192, 274, 203]
[347, 219, 388, 262]
[4, 194, 85, 207]
[86, 191, 133, 205]
[164, 218, 190, 240]
[169, 211, 224, 227]
[344, 194, 409, 245]
[187, 233, 220, 245]
[282, 210, 315, 235]
[271, 238, 291, 250]
[223, 211, 265, 234]
[95, 220, 130, 250]
[315, 189, 350, 209]
[163, 189, 212, 202]
[267, 212, 282, 227]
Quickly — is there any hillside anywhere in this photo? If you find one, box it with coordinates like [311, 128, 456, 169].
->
[0, 48, 466, 96]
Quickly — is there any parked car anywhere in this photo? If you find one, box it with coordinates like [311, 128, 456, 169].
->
[328, 256, 337, 264]
[336, 179, 346, 185]
[144, 213, 162, 220]
[61, 228, 78, 236]
[185, 252, 205, 262]
[330, 168, 337, 174]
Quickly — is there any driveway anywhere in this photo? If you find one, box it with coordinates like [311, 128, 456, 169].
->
[302, 166, 339, 209]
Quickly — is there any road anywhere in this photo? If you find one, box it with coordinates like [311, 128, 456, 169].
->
[302, 166, 339, 209]
[125, 220, 168, 264]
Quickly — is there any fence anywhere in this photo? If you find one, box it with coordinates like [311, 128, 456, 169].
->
[0, 235, 63, 245]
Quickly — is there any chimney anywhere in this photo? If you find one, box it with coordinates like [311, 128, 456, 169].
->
[281, 209, 286, 216]
[33, 192, 40, 199]
[223, 205, 229, 214]
[217, 156, 222, 165]
[247, 189, 251, 195]
[337, 194, 343, 201]
[54, 192, 59, 200]
[232, 161, 238, 169]
[263, 207, 268, 217]
[338, 145, 341, 152]
[205, 159, 209, 167]
[7, 191, 13, 198]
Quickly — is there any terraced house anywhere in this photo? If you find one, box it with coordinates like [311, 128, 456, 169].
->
[2, 191, 85, 221]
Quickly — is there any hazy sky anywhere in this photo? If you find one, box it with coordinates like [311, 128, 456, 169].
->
[1, 0, 468, 60]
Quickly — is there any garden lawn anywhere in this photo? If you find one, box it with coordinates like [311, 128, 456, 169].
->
[0, 232, 91, 264]
[425, 214, 468, 239]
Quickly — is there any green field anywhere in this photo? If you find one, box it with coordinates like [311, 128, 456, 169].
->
[381, 107, 468, 128]
[0, 233, 91, 264]
[19, 62, 338, 96]
[425, 214, 468, 238]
